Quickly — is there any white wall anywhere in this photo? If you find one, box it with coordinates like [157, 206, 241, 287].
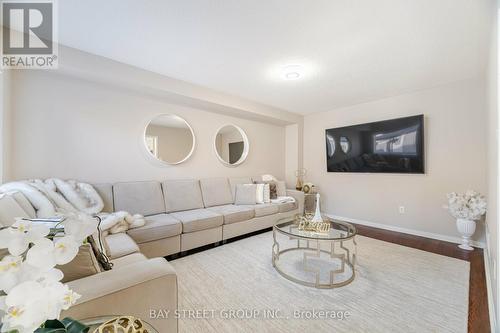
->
[303, 78, 488, 243]
[0, 71, 12, 183]
[285, 124, 299, 189]
[485, 0, 499, 329]
[7, 70, 286, 183]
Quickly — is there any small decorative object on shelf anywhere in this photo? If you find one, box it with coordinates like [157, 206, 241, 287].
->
[445, 190, 487, 251]
[311, 193, 323, 223]
[295, 168, 307, 191]
[297, 215, 331, 233]
[302, 182, 315, 194]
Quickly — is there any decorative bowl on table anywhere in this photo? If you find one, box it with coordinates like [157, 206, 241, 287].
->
[82, 316, 158, 333]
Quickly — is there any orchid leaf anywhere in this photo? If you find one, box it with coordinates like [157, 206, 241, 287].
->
[35, 319, 66, 333]
[34, 318, 89, 333]
[61, 317, 90, 333]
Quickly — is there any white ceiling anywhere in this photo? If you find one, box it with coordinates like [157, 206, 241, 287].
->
[58, 0, 490, 115]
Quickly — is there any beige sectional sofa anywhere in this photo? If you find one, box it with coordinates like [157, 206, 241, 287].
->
[0, 177, 304, 333]
[94, 177, 304, 258]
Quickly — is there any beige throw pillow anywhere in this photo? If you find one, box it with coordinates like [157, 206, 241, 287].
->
[235, 184, 257, 205]
[58, 243, 102, 283]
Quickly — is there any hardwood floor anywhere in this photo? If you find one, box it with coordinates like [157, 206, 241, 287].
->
[353, 223, 490, 333]
[168, 224, 490, 332]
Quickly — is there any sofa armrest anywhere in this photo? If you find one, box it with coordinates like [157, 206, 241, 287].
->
[286, 189, 304, 215]
[63, 258, 178, 332]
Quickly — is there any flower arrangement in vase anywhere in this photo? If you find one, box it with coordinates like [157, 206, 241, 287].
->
[445, 190, 487, 250]
[0, 213, 98, 333]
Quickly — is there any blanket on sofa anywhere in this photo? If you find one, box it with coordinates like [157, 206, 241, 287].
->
[270, 196, 296, 204]
[0, 179, 145, 233]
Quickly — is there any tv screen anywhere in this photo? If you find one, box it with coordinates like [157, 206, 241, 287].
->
[325, 115, 424, 173]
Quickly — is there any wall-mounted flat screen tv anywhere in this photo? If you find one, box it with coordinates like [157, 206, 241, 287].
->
[325, 115, 424, 173]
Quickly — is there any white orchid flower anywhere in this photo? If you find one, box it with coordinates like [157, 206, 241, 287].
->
[0, 213, 93, 332]
[25, 236, 80, 270]
[1, 281, 48, 333]
[25, 238, 56, 269]
[0, 219, 50, 256]
[62, 213, 98, 243]
[25, 267, 64, 287]
[0, 255, 24, 293]
[0, 279, 79, 332]
[55, 284, 81, 310]
[53, 236, 80, 265]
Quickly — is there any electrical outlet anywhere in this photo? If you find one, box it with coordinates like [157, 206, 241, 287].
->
[398, 206, 405, 214]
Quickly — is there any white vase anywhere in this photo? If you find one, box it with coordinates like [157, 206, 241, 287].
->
[456, 218, 476, 251]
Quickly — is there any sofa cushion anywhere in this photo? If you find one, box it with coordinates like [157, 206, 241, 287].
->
[105, 233, 140, 259]
[199, 178, 233, 207]
[228, 177, 253, 199]
[207, 204, 255, 225]
[111, 253, 147, 269]
[92, 183, 114, 213]
[276, 201, 298, 213]
[127, 214, 182, 244]
[170, 208, 223, 233]
[162, 179, 204, 213]
[243, 203, 279, 217]
[113, 181, 165, 216]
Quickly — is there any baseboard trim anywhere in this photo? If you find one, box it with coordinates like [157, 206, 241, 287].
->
[483, 234, 497, 333]
[326, 213, 485, 249]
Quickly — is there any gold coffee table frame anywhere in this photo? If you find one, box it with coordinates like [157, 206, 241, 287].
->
[272, 216, 357, 289]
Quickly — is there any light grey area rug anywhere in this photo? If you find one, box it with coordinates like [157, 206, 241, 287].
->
[170, 232, 469, 333]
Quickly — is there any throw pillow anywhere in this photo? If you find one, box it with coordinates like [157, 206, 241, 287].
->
[58, 242, 102, 283]
[235, 184, 257, 205]
[256, 180, 277, 199]
[276, 180, 287, 197]
[255, 183, 265, 204]
[263, 184, 271, 203]
[268, 182, 278, 199]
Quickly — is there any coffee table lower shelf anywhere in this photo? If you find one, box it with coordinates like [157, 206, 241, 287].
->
[272, 225, 357, 289]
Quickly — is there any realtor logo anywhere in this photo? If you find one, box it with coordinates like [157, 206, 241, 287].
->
[1, 0, 58, 69]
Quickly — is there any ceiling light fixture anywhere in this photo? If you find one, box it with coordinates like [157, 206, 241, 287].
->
[285, 71, 300, 80]
[282, 65, 303, 80]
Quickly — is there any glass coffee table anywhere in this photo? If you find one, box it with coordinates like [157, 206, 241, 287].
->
[272, 215, 357, 289]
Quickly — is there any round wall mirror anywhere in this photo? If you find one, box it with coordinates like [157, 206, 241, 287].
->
[214, 125, 249, 166]
[144, 114, 195, 165]
[340, 136, 351, 153]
